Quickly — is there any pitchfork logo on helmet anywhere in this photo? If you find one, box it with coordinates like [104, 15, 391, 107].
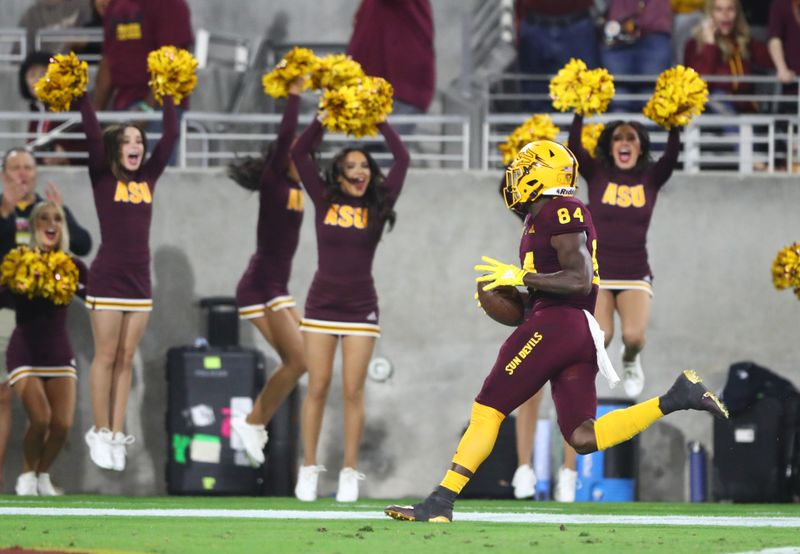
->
[503, 140, 579, 211]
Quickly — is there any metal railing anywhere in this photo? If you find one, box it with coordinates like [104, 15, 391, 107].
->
[179, 113, 471, 170]
[483, 112, 798, 173]
[483, 73, 800, 116]
[0, 27, 26, 64]
[0, 111, 470, 170]
[35, 27, 103, 62]
[459, 0, 515, 99]
[194, 29, 253, 73]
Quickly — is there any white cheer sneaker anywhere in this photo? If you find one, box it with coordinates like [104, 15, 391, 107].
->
[111, 432, 136, 471]
[231, 417, 268, 467]
[554, 466, 577, 502]
[511, 464, 537, 499]
[15, 471, 38, 496]
[37, 473, 63, 496]
[295, 465, 326, 502]
[85, 427, 115, 470]
[622, 354, 645, 398]
[336, 467, 365, 502]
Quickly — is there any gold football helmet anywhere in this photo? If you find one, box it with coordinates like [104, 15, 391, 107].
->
[503, 140, 578, 211]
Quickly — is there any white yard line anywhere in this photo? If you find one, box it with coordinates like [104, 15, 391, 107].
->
[0, 507, 799, 527]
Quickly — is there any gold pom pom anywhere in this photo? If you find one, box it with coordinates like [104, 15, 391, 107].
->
[319, 76, 394, 138]
[771, 243, 800, 301]
[43, 250, 79, 305]
[1, 247, 79, 304]
[310, 54, 365, 91]
[550, 58, 615, 116]
[1, 247, 44, 299]
[261, 47, 319, 98]
[643, 65, 708, 129]
[147, 46, 198, 105]
[33, 52, 88, 112]
[581, 123, 605, 157]
[498, 114, 560, 165]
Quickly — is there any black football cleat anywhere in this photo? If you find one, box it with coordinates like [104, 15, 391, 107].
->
[659, 369, 729, 419]
[385, 490, 453, 523]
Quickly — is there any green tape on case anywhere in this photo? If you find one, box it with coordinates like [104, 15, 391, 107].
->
[203, 356, 222, 370]
[193, 434, 221, 444]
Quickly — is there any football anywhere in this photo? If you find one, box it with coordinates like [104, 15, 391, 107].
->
[476, 283, 525, 327]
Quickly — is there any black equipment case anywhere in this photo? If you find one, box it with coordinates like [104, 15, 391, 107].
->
[166, 346, 299, 495]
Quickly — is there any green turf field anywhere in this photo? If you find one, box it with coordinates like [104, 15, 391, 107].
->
[1, 496, 799, 554]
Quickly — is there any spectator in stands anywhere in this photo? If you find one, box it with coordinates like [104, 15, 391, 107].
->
[3, 201, 88, 496]
[768, 0, 799, 86]
[13, 0, 94, 55]
[92, 0, 192, 113]
[347, 0, 435, 136]
[767, 0, 799, 169]
[672, 0, 705, 64]
[0, 147, 92, 494]
[601, 0, 673, 112]
[514, 0, 600, 111]
[684, 0, 774, 114]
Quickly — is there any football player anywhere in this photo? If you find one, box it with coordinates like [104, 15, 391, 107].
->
[385, 140, 726, 523]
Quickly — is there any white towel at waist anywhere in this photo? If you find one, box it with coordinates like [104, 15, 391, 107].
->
[583, 309, 620, 389]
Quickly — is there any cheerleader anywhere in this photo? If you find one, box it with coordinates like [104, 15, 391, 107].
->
[77, 91, 178, 471]
[291, 115, 409, 502]
[568, 113, 680, 398]
[228, 77, 306, 467]
[1, 201, 87, 495]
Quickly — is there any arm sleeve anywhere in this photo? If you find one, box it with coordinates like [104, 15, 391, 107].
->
[767, 1, 784, 41]
[0, 288, 12, 309]
[142, 96, 179, 186]
[63, 206, 93, 256]
[266, 93, 301, 184]
[751, 39, 776, 70]
[650, 127, 681, 188]
[75, 258, 89, 300]
[377, 121, 410, 205]
[567, 113, 598, 183]
[684, 41, 721, 76]
[291, 118, 327, 205]
[0, 209, 17, 259]
[77, 93, 107, 181]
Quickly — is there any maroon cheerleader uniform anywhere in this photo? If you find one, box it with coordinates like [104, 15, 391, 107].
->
[77, 94, 177, 311]
[568, 114, 680, 296]
[235, 94, 304, 320]
[5, 257, 87, 385]
[291, 119, 409, 337]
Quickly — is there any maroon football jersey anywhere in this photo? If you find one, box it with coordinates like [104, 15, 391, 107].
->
[568, 114, 680, 280]
[519, 196, 599, 313]
[242, 93, 304, 286]
[103, 0, 193, 109]
[78, 94, 177, 270]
